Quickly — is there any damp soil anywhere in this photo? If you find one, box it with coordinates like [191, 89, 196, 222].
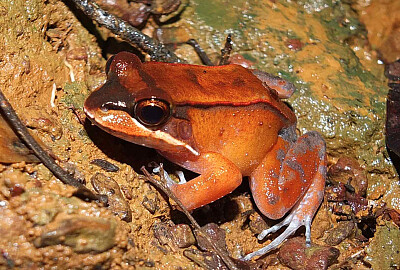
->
[0, 0, 399, 269]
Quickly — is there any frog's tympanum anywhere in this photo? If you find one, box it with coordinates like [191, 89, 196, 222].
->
[84, 52, 327, 260]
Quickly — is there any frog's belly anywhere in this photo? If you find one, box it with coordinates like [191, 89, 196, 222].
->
[187, 104, 288, 175]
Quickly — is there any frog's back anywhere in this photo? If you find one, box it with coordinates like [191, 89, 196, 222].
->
[143, 62, 274, 103]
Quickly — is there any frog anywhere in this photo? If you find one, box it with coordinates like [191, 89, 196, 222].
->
[84, 51, 327, 260]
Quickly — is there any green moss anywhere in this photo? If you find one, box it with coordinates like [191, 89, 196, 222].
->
[365, 221, 400, 269]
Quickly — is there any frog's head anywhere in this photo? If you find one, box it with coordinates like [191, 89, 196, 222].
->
[84, 52, 199, 156]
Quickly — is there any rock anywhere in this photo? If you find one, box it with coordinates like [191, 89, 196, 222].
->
[34, 214, 116, 253]
[365, 221, 400, 269]
[325, 220, 355, 246]
[248, 212, 268, 235]
[196, 223, 227, 253]
[153, 221, 196, 249]
[278, 237, 340, 270]
[328, 157, 368, 196]
[170, 224, 196, 248]
[90, 173, 132, 222]
[90, 159, 120, 172]
[183, 249, 228, 270]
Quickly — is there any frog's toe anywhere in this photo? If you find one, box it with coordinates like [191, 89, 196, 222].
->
[153, 166, 176, 187]
[175, 170, 187, 184]
[243, 210, 310, 261]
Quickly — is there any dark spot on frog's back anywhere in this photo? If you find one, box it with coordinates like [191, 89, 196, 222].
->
[232, 77, 245, 87]
[186, 69, 200, 86]
[268, 194, 280, 205]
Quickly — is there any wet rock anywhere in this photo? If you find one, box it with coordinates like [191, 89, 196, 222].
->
[325, 182, 347, 202]
[328, 157, 368, 196]
[34, 214, 116, 253]
[154, 27, 191, 44]
[153, 221, 195, 249]
[120, 184, 132, 200]
[325, 220, 355, 246]
[90, 172, 132, 222]
[383, 209, 400, 227]
[95, 0, 181, 27]
[285, 38, 304, 51]
[326, 181, 368, 215]
[196, 223, 227, 253]
[278, 237, 340, 270]
[365, 221, 400, 269]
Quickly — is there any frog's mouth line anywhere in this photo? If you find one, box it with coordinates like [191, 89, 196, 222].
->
[84, 107, 200, 157]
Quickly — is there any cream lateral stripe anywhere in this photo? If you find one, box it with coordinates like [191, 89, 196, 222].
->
[99, 113, 200, 156]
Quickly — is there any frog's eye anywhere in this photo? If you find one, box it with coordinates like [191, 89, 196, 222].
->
[134, 99, 170, 126]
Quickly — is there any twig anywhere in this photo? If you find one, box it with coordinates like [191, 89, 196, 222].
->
[219, 34, 233, 66]
[68, 0, 184, 63]
[141, 165, 239, 270]
[0, 89, 106, 204]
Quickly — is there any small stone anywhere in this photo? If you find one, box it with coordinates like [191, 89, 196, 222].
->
[91, 173, 132, 222]
[142, 191, 159, 214]
[278, 237, 340, 270]
[66, 47, 88, 61]
[153, 221, 195, 249]
[170, 224, 196, 248]
[34, 214, 116, 253]
[184, 249, 261, 270]
[325, 220, 355, 246]
[248, 212, 268, 235]
[196, 223, 227, 253]
[90, 159, 119, 172]
[328, 157, 368, 196]
[183, 249, 228, 270]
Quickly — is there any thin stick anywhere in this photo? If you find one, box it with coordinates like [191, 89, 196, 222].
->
[141, 165, 239, 270]
[69, 0, 184, 63]
[0, 89, 106, 203]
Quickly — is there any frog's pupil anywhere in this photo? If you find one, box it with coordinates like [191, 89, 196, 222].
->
[140, 105, 164, 125]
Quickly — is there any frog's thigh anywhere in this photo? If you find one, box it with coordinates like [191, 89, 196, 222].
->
[250, 131, 326, 219]
[170, 152, 242, 211]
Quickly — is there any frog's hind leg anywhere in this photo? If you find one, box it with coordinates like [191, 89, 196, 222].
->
[244, 131, 326, 261]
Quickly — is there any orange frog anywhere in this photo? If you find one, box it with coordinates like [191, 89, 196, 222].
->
[84, 52, 326, 260]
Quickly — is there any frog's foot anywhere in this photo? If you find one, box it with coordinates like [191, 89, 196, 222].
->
[152, 166, 187, 187]
[242, 201, 313, 261]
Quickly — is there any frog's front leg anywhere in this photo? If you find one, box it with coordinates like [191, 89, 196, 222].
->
[244, 130, 326, 261]
[160, 152, 243, 211]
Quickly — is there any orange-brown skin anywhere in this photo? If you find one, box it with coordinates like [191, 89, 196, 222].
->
[84, 52, 327, 259]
